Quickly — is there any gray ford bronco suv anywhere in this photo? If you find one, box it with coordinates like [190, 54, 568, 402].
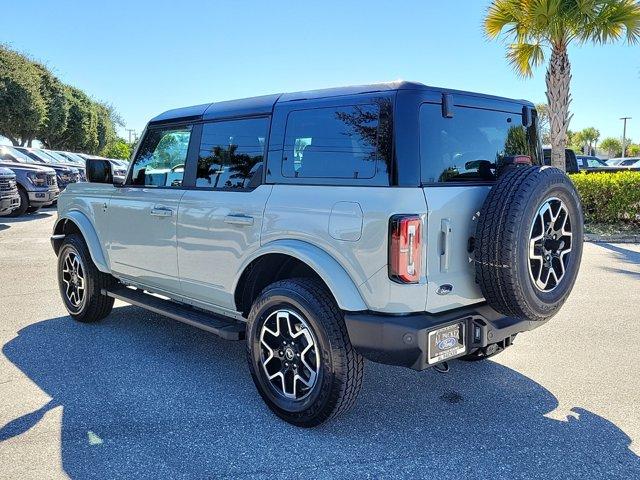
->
[52, 82, 583, 426]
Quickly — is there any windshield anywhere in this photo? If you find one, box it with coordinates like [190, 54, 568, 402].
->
[55, 151, 85, 165]
[42, 149, 73, 163]
[1, 147, 39, 164]
[620, 158, 639, 166]
[582, 157, 607, 167]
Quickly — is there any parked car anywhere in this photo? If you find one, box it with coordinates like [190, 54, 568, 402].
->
[43, 149, 87, 179]
[13, 147, 80, 191]
[576, 155, 608, 170]
[0, 146, 59, 215]
[0, 167, 21, 215]
[543, 147, 579, 173]
[52, 81, 583, 426]
[54, 150, 86, 167]
[616, 157, 640, 168]
[606, 158, 625, 166]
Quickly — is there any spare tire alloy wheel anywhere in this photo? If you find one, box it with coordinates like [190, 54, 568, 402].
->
[259, 309, 320, 401]
[474, 166, 584, 322]
[528, 198, 572, 292]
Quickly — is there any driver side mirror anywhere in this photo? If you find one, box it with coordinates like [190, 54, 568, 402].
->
[86, 158, 113, 184]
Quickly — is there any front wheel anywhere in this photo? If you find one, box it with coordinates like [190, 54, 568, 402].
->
[246, 278, 364, 427]
[57, 234, 115, 322]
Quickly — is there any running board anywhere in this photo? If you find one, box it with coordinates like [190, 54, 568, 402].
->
[103, 287, 245, 340]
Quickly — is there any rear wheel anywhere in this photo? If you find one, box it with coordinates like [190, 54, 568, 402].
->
[57, 234, 115, 322]
[246, 278, 364, 427]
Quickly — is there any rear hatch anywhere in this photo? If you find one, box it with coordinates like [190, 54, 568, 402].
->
[419, 97, 541, 313]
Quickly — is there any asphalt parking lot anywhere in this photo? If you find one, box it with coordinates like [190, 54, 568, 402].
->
[0, 209, 639, 479]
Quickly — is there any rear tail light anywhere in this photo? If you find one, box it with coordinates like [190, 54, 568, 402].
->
[389, 215, 422, 284]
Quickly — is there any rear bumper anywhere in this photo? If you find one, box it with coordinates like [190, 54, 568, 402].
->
[344, 304, 547, 371]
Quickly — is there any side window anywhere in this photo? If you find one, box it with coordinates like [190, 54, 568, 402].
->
[196, 118, 268, 190]
[420, 104, 539, 183]
[282, 104, 380, 179]
[130, 126, 192, 187]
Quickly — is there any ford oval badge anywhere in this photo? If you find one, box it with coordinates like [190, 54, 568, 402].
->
[436, 284, 453, 295]
[438, 337, 458, 350]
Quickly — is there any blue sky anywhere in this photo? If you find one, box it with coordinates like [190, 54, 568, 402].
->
[2, 0, 638, 142]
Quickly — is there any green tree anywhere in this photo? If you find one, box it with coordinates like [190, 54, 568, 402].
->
[536, 103, 551, 144]
[33, 63, 69, 148]
[0, 46, 46, 145]
[484, 0, 640, 171]
[599, 137, 622, 157]
[625, 143, 640, 156]
[95, 102, 123, 153]
[574, 127, 601, 154]
[102, 138, 131, 159]
[60, 86, 99, 153]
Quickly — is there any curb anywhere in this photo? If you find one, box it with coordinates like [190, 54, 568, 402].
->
[584, 234, 640, 244]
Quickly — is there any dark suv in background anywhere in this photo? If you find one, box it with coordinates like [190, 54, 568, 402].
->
[0, 146, 59, 215]
[0, 167, 20, 215]
[13, 147, 80, 191]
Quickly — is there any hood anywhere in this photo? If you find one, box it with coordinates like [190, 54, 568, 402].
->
[48, 164, 79, 175]
[0, 166, 16, 177]
[0, 161, 56, 175]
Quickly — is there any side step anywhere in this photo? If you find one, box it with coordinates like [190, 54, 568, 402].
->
[103, 287, 245, 340]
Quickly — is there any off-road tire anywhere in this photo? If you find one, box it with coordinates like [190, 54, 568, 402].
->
[474, 166, 583, 321]
[246, 278, 364, 427]
[8, 187, 28, 217]
[57, 234, 115, 323]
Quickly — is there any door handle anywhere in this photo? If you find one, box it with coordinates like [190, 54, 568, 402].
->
[224, 214, 254, 226]
[440, 218, 452, 272]
[150, 205, 174, 217]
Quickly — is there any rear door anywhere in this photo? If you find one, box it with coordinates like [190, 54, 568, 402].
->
[176, 117, 272, 310]
[419, 96, 540, 313]
[106, 124, 194, 293]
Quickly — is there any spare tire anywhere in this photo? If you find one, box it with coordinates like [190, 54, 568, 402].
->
[474, 166, 583, 321]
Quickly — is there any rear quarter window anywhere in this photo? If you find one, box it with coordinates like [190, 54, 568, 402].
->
[420, 103, 539, 184]
[282, 103, 389, 180]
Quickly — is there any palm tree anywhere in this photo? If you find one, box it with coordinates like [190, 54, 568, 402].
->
[484, 0, 640, 170]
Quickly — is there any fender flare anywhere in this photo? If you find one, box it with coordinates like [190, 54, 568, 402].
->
[236, 239, 368, 312]
[53, 211, 110, 273]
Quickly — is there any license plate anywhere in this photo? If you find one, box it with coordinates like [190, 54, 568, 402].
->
[428, 322, 465, 364]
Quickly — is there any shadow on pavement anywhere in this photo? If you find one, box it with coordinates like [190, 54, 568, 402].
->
[2, 306, 639, 478]
[0, 224, 9, 232]
[0, 211, 54, 224]
[596, 243, 640, 279]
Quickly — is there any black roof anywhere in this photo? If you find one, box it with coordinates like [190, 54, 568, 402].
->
[149, 80, 532, 124]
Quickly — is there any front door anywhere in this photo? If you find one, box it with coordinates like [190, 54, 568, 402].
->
[107, 124, 193, 293]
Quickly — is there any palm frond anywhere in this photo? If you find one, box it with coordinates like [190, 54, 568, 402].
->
[507, 41, 546, 77]
[579, 0, 640, 44]
[485, 0, 523, 38]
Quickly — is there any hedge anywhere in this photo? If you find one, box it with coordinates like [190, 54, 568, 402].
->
[569, 171, 640, 225]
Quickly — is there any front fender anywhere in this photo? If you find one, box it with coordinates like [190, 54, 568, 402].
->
[53, 211, 110, 273]
[237, 239, 368, 312]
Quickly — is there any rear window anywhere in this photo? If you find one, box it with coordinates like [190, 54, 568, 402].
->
[282, 105, 380, 179]
[420, 104, 540, 184]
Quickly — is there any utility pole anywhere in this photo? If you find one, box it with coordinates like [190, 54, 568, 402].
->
[620, 117, 631, 158]
[125, 128, 136, 144]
